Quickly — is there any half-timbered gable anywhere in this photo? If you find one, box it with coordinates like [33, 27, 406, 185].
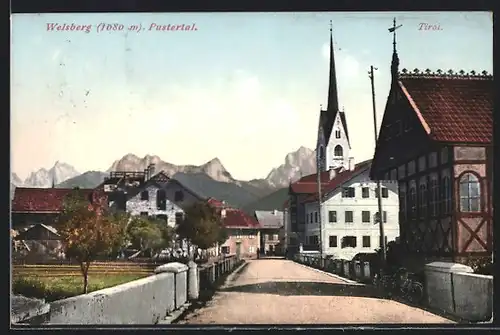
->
[371, 68, 493, 261]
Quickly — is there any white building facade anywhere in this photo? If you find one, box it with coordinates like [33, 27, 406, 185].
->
[303, 165, 400, 260]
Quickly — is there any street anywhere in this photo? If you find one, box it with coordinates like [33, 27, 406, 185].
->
[178, 259, 454, 324]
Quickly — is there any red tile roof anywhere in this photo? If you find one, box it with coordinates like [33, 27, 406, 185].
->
[290, 169, 342, 194]
[302, 160, 372, 203]
[223, 208, 261, 229]
[12, 188, 96, 213]
[399, 74, 493, 144]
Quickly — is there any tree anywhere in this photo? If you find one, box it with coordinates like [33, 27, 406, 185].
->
[127, 216, 173, 258]
[176, 202, 227, 257]
[58, 190, 128, 294]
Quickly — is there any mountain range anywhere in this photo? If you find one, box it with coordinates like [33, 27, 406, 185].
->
[11, 147, 317, 209]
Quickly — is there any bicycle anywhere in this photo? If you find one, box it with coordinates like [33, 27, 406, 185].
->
[398, 271, 424, 304]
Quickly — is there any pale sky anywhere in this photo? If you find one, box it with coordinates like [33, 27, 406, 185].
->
[11, 12, 492, 180]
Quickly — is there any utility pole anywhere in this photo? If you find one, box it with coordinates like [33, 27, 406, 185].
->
[369, 65, 386, 264]
[317, 166, 323, 260]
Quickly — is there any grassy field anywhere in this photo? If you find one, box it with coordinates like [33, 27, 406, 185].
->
[13, 274, 149, 302]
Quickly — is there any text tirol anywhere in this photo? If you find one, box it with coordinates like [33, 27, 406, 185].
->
[148, 23, 198, 31]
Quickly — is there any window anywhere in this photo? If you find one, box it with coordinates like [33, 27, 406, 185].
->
[309, 212, 313, 223]
[221, 246, 230, 254]
[329, 236, 338, 247]
[334, 145, 343, 157]
[157, 214, 168, 224]
[341, 236, 357, 248]
[335, 129, 341, 139]
[248, 246, 255, 253]
[440, 147, 449, 164]
[310, 235, 319, 245]
[362, 187, 369, 198]
[345, 211, 353, 223]
[140, 211, 148, 216]
[459, 173, 481, 212]
[314, 212, 318, 223]
[441, 175, 451, 214]
[418, 156, 426, 172]
[419, 179, 428, 218]
[362, 236, 371, 248]
[375, 187, 389, 198]
[398, 165, 406, 179]
[409, 182, 417, 218]
[342, 187, 355, 198]
[273, 234, 279, 241]
[328, 211, 337, 223]
[429, 152, 438, 168]
[140, 191, 149, 201]
[157, 190, 167, 210]
[175, 212, 184, 225]
[408, 161, 416, 175]
[362, 211, 371, 223]
[174, 191, 184, 202]
[248, 233, 255, 239]
[430, 176, 439, 216]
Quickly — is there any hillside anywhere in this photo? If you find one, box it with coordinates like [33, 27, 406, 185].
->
[242, 187, 289, 215]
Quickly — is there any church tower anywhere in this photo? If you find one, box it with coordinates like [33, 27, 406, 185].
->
[316, 21, 352, 173]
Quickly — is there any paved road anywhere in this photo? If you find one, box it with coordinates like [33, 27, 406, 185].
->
[178, 259, 454, 324]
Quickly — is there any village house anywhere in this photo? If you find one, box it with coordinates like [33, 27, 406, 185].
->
[302, 160, 400, 260]
[254, 210, 284, 255]
[11, 187, 105, 231]
[370, 22, 493, 264]
[103, 164, 205, 227]
[208, 198, 261, 259]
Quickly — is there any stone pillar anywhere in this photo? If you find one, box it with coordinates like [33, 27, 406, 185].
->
[211, 264, 216, 282]
[187, 261, 199, 300]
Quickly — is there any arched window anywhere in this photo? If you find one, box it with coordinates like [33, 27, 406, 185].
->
[460, 173, 481, 212]
[334, 145, 343, 157]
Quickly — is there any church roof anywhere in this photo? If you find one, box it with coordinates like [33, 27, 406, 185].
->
[398, 71, 493, 144]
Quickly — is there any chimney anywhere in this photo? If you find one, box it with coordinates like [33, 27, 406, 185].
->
[273, 209, 278, 216]
[220, 200, 227, 218]
[348, 157, 355, 171]
[329, 168, 337, 180]
[149, 163, 156, 177]
[144, 169, 149, 182]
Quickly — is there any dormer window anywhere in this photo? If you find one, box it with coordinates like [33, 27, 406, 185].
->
[335, 129, 341, 139]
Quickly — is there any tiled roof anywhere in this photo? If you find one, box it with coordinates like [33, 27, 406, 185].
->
[289, 170, 340, 194]
[303, 159, 372, 203]
[399, 75, 493, 143]
[223, 208, 261, 229]
[12, 188, 96, 213]
[254, 210, 284, 229]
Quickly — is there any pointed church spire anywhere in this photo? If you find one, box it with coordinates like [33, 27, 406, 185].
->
[327, 20, 339, 114]
[388, 17, 402, 81]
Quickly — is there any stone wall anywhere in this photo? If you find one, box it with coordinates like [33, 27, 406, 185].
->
[425, 262, 493, 322]
[12, 256, 239, 325]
